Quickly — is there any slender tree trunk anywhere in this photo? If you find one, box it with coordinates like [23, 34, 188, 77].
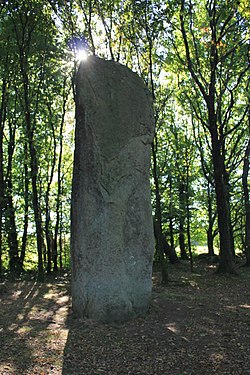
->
[45, 186, 52, 274]
[0, 79, 7, 275]
[169, 175, 175, 249]
[45, 110, 57, 273]
[152, 140, 168, 284]
[6, 194, 19, 272]
[145, 25, 167, 283]
[59, 200, 63, 269]
[19, 145, 29, 268]
[243, 45, 250, 266]
[6, 121, 19, 273]
[207, 182, 215, 256]
[242, 138, 250, 266]
[185, 181, 193, 272]
[179, 182, 189, 260]
[28, 135, 44, 279]
[54, 81, 68, 272]
[179, 220, 188, 259]
[229, 214, 235, 257]
[223, 168, 235, 257]
[207, 228, 214, 256]
[45, 222, 52, 273]
[22, 72, 44, 280]
[0, 130, 3, 275]
[209, 113, 234, 273]
[52, 238, 58, 272]
[169, 217, 175, 249]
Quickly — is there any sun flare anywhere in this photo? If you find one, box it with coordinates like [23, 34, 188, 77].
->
[76, 49, 88, 62]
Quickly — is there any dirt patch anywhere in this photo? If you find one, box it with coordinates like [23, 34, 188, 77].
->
[0, 263, 249, 375]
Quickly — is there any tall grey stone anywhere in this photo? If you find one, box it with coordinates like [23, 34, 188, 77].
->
[71, 56, 155, 323]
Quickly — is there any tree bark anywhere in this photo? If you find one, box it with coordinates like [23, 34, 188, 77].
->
[162, 235, 179, 264]
[152, 140, 168, 284]
[5, 119, 20, 273]
[44, 108, 57, 273]
[186, 178, 193, 272]
[209, 114, 234, 273]
[242, 138, 250, 266]
[6, 193, 19, 272]
[169, 175, 175, 249]
[19, 144, 29, 269]
[0, 78, 7, 275]
[0, 128, 3, 275]
[54, 81, 68, 272]
[207, 182, 215, 256]
[22, 70, 44, 280]
[178, 182, 189, 260]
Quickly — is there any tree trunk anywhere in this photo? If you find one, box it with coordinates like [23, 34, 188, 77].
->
[206, 12, 234, 274]
[242, 138, 250, 266]
[179, 220, 188, 260]
[179, 182, 189, 260]
[45, 225, 52, 274]
[6, 120, 20, 273]
[0, 75, 8, 275]
[0, 82, 6, 275]
[223, 168, 236, 257]
[162, 235, 179, 264]
[13, 12, 45, 279]
[52, 239, 58, 272]
[169, 175, 175, 249]
[207, 182, 215, 256]
[54, 78, 68, 271]
[207, 227, 214, 256]
[209, 116, 234, 273]
[169, 217, 175, 249]
[19, 146, 29, 269]
[6, 194, 19, 272]
[22, 73, 44, 280]
[186, 192, 193, 272]
[185, 157, 193, 272]
[54, 99, 65, 271]
[45, 100, 59, 273]
[0, 130, 3, 275]
[59, 202, 63, 269]
[152, 140, 168, 284]
[28, 122, 44, 280]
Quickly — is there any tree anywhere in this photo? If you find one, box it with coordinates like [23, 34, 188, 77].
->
[0, 0, 73, 275]
[174, 0, 249, 273]
[242, 137, 250, 265]
[0, 59, 8, 275]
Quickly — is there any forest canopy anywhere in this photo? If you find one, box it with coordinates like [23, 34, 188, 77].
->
[0, 0, 249, 280]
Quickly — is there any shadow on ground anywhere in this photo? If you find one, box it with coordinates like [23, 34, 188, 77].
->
[0, 274, 69, 375]
[62, 265, 250, 375]
[0, 264, 249, 375]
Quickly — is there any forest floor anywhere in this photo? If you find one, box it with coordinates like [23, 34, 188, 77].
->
[0, 259, 250, 375]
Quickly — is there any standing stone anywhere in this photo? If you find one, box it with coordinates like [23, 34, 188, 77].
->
[71, 56, 155, 323]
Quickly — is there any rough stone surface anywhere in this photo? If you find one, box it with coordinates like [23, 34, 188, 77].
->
[71, 56, 155, 323]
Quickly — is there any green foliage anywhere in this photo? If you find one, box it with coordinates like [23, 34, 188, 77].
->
[0, 0, 74, 274]
[0, 0, 249, 274]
